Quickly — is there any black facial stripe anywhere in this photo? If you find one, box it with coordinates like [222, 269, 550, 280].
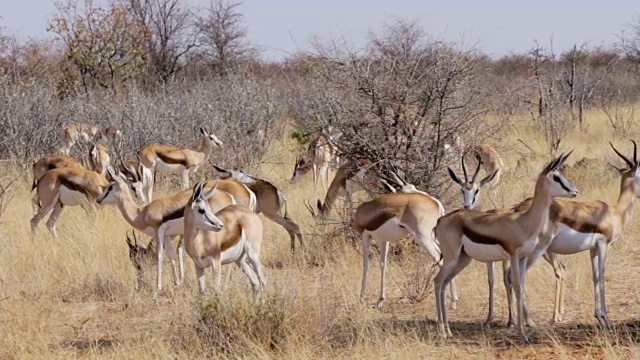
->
[555, 176, 572, 193]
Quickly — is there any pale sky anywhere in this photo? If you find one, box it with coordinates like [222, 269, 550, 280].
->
[1, 0, 638, 61]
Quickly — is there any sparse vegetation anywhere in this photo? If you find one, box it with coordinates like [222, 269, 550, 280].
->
[3, 2, 640, 359]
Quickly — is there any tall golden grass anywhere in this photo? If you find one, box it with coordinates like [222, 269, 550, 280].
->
[2, 111, 640, 359]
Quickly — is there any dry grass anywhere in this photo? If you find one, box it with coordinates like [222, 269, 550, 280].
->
[3, 111, 640, 359]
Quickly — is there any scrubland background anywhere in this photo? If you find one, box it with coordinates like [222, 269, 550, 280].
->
[3, 1, 640, 359]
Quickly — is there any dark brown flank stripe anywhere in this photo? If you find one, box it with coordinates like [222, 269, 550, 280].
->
[161, 206, 186, 224]
[556, 216, 611, 237]
[363, 210, 396, 231]
[461, 224, 501, 246]
[156, 152, 188, 167]
[59, 177, 94, 198]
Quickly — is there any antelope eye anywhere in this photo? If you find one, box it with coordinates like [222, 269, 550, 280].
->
[553, 175, 561, 182]
[198, 209, 206, 214]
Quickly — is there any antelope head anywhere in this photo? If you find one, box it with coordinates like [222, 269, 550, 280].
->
[447, 153, 499, 210]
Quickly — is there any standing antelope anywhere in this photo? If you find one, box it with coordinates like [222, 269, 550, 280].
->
[473, 144, 504, 187]
[505, 140, 640, 328]
[448, 154, 563, 328]
[354, 173, 460, 309]
[137, 127, 224, 203]
[434, 152, 578, 343]
[212, 165, 303, 252]
[290, 133, 333, 195]
[184, 182, 266, 295]
[89, 143, 111, 177]
[31, 155, 84, 211]
[97, 166, 245, 292]
[31, 166, 143, 239]
[59, 123, 101, 156]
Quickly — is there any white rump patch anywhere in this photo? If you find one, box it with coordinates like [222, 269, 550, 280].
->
[462, 236, 510, 262]
[365, 218, 409, 243]
[548, 224, 602, 254]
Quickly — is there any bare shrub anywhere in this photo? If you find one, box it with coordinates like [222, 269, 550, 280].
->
[0, 75, 280, 170]
[287, 20, 496, 197]
[0, 174, 16, 223]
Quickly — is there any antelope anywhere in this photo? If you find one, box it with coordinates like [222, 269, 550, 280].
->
[308, 158, 380, 222]
[97, 166, 235, 292]
[137, 127, 224, 203]
[290, 133, 333, 195]
[502, 140, 640, 329]
[434, 152, 578, 343]
[31, 166, 144, 239]
[473, 144, 504, 187]
[184, 182, 266, 295]
[212, 165, 303, 251]
[354, 172, 460, 309]
[89, 143, 111, 177]
[126, 230, 156, 288]
[447, 154, 564, 328]
[31, 155, 83, 210]
[59, 123, 101, 156]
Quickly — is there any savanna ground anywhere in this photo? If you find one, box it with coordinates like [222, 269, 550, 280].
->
[3, 112, 640, 359]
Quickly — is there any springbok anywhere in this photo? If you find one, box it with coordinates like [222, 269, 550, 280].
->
[212, 165, 304, 251]
[448, 154, 564, 328]
[97, 166, 245, 292]
[290, 133, 334, 195]
[354, 172, 460, 309]
[184, 182, 266, 295]
[31, 155, 83, 210]
[89, 143, 111, 177]
[308, 158, 380, 222]
[502, 140, 640, 329]
[137, 127, 224, 203]
[473, 144, 504, 187]
[59, 123, 101, 156]
[434, 152, 578, 343]
[31, 166, 143, 239]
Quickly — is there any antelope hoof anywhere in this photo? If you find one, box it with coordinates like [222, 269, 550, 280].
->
[376, 298, 385, 309]
[526, 318, 537, 328]
[482, 319, 493, 329]
[506, 319, 516, 328]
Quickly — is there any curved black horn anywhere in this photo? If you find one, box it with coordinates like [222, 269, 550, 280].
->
[610, 142, 634, 168]
[471, 154, 482, 183]
[632, 139, 638, 164]
[461, 154, 468, 182]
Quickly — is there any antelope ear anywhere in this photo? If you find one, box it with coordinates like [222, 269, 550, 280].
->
[203, 181, 219, 200]
[199, 127, 207, 135]
[480, 169, 499, 187]
[447, 167, 464, 186]
[189, 182, 203, 208]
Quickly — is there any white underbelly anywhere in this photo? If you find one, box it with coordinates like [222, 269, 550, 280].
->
[462, 236, 510, 262]
[220, 239, 246, 265]
[548, 224, 601, 254]
[365, 218, 409, 243]
[155, 160, 187, 174]
[59, 186, 88, 206]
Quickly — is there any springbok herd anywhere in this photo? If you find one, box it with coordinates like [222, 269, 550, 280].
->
[27, 123, 640, 343]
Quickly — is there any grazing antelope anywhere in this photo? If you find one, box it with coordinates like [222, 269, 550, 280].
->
[31, 155, 83, 210]
[137, 127, 224, 203]
[473, 144, 504, 187]
[59, 123, 101, 156]
[212, 165, 303, 251]
[184, 182, 266, 295]
[434, 152, 578, 343]
[290, 133, 333, 195]
[126, 230, 156, 288]
[504, 140, 640, 329]
[89, 143, 111, 177]
[308, 158, 380, 222]
[97, 166, 234, 292]
[354, 172, 459, 309]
